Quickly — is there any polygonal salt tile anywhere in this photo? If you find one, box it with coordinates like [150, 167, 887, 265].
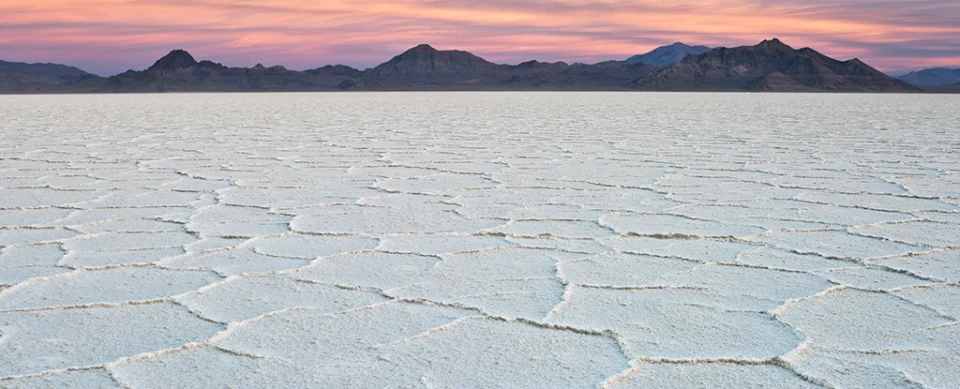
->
[345, 166, 438, 179]
[852, 221, 959, 248]
[215, 301, 475, 366]
[600, 236, 752, 263]
[660, 263, 834, 302]
[291, 205, 501, 235]
[751, 230, 924, 260]
[293, 252, 440, 289]
[157, 177, 233, 192]
[815, 267, 932, 290]
[375, 317, 629, 389]
[0, 228, 78, 246]
[49, 207, 194, 227]
[795, 205, 916, 227]
[187, 221, 290, 239]
[736, 247, 855, 271]
[375, 173, 498, 193]
[605, 363, 820, 389]
[73, 219, 184, 234]
[0, 188, 103, 208]
[507, 236, 612, 254]
[559, 253, 695, 287]
[377, 235, 510, 255]
[491, 220, 615, 239]
[188, 205, 290, 224]
[249, 234, 379, 259]
[795, 192, 957, 213]
[75, 190, 204, 208]
[0, 244, 63, 268]
[599, 213, 766, 238]
[184, 237, 248, 252]
[63, 231, 196, 252]
[776, 288, 952, 350]
[771, 176, 906, 195]
[893, 284, 960, 318]
[177, 274, 387, 323]
[787, 347, 933, 389]
[356, 193, 452, 207]
[0, 267, 221, 310]
[218, 187, 381, 208]
[506, 204, 607, 220]
[159, 248, 310, 275]
[0, 208, 73, 228]
[386, 248, 565, 319]
[872, 250, 959, 283]
[110, 345, 302, 389]
[0, 368, 120, 389]
[60, 248, 185, 268]
[557, 191, 682, 213]
[0, 302, 223, 377]
[547, 286, 798, 359]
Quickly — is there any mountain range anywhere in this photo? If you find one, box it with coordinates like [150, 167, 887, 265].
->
[0, 39, 934, 93]
[896, 68, 960, 87]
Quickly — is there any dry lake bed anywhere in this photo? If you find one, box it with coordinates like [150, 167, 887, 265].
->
[0, 92, 958, 388]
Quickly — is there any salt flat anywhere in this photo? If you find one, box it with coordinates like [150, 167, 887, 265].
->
[0, 92, 958, 388]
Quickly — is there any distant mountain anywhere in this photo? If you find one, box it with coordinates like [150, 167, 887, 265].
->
[631, 39, 920, 92]
[0, 41, 940, 93]
[364, 44, 500, 78]
[0, 60, 91, 78]
[0, 60, 96, 92]
[625, 43, 711, 66]
[897, 68, 960, 86]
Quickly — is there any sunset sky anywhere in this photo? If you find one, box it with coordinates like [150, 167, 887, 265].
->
[2, 0, 958, 76]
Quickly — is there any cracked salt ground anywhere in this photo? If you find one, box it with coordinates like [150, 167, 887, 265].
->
[0, 93, 959, 388]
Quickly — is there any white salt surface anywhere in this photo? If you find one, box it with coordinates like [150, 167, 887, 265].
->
[0, 92, 958, 388]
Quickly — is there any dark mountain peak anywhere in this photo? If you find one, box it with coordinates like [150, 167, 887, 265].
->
[368, 44, 498, 78]
[149, 49, 198, 71]
[625, 42, 712, 66]
[412, 44, 437, 51]
[253, 63, 266, 70]
[754, 38, 794, 52]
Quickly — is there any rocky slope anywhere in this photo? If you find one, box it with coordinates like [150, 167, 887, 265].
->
[631, 39, 920, 92]
[898, 68, 960, 87]
[625, 43, 711, 66]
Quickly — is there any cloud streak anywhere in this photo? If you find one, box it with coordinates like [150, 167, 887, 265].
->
[1, 0, 958, 75]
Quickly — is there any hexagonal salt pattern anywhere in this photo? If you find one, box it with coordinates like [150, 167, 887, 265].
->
[0, 93, 957, 387]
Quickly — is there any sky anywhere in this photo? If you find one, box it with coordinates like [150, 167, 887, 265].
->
[1, 0, 959, 76]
